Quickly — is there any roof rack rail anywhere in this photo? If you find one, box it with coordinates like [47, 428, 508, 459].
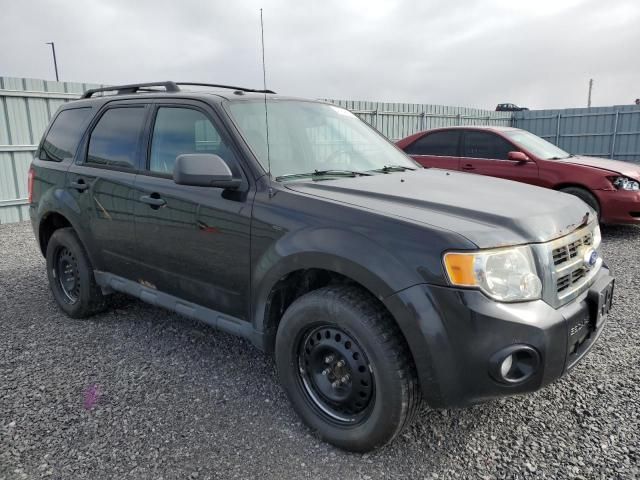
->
[81, 81, 180, 98]
[176, 82, 276, 94]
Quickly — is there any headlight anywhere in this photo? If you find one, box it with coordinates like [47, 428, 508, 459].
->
[443, 246, 542, 302]
[612, 176, 640, 191]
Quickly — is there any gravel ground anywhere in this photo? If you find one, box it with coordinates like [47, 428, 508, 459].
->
[1, 221, 639, 480]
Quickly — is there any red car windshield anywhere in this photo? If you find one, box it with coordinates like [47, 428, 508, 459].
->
[504, 130, 571, 160]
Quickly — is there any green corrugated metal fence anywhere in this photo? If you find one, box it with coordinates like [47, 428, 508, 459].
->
[0, 77, 102, 224]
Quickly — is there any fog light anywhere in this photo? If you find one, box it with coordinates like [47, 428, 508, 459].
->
[500, 354, 514, 378]
[490, 345, 540, 384]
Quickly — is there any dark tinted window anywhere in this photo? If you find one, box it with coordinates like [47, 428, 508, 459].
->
[87, 107, 146, 169]
[39, 108, 92, 162]
[149, 107, 238, 175]
[463, 131, 514, 160]
[405, 131, 460, 156]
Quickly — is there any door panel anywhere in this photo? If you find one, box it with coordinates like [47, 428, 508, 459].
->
[66, 166, 138, 277]
[411, 154, 461, 170]
[67, 104, 148, 278]
[133, 176, 252, 318]
[133, 104, 252, 319]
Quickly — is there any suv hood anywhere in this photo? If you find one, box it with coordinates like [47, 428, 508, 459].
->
[556, 155, 640, 179]
[285, 169, 593, 248]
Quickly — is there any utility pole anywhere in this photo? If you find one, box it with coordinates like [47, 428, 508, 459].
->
[45, 42, 59, 81]
[587, 78, 593, 108]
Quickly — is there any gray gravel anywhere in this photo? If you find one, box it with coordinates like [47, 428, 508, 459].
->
[1, 221, 639, 480]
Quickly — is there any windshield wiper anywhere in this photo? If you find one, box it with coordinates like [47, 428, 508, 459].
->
[275, 169, 372, 181]
[369, 165, 417, 173]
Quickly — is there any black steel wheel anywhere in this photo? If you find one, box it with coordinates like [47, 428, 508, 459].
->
[45, 227, 108, 318]
[275, 286, 421, 452]
[53, 246, 80, 304]
[298, 325, 375, 424]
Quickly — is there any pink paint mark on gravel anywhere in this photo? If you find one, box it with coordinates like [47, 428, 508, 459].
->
[83, 384, 101, 410]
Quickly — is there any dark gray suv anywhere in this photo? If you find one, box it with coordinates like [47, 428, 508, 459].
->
[28, 82, 614, 452]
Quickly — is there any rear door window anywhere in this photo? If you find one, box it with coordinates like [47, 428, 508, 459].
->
[463, 131, 513, 160]
[39, 108, 92, 162]
[405, 131, 460, 156]
[87, 107, 146, 169]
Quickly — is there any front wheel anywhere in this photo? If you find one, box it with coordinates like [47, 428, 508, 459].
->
[275, 286, 421, 452]
[560, 187, 601, 221]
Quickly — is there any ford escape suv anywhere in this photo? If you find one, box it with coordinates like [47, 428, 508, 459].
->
[29, 82, 614, 452]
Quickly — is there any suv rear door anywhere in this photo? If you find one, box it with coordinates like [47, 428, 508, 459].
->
[403, 130, 461, 170]
[460, 130, 539, 184]
[132, 100, 252, 320]
[67, 100, 149, 279]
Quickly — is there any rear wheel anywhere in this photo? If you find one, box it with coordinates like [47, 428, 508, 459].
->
[560, 187, 601, 220]
[275, 286, 420, 452]
[46, 228, 108, 318]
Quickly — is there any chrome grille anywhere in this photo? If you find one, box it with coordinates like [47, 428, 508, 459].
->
[552, 232, 593, 266]
[534, 223, 601, 309]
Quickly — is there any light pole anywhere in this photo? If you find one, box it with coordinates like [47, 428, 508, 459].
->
[45, 42, 59, 81]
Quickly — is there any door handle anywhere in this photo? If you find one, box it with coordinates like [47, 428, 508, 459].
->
[461, 164, 476, 171]
[70, 179, 89, 192]
[139, 194, 166, 208]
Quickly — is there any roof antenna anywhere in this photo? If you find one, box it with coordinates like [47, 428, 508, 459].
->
[260, 8, 273, 197]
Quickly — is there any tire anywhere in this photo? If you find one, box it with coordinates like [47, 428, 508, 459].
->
[560, 187, 601, 220]
[46, 227, 108, 318]
[275, 286, 420, 452]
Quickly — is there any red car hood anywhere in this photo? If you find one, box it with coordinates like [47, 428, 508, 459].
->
[556, 156, 640, 179]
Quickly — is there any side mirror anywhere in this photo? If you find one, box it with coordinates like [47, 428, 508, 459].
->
[173, 154, 242, 189]
[508, 151, 530, 163]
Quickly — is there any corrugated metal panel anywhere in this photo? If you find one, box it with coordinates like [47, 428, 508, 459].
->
[0, 76, 102, 224]
[325, 99, 512, 141]
[513, 105, 640, 163]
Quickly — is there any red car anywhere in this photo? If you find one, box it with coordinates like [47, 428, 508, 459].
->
[397, 126, 640, 224]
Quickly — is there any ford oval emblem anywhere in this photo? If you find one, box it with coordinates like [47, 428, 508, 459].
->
[583, 248, 598, 269]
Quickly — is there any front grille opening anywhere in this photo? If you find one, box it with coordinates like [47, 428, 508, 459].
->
[553, 248, 569, 265]
[556, 267, 587, 293]
[631, 212, 640, 218]
[552, 233, 593, 266]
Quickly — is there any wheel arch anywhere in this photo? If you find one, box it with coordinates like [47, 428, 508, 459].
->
[553, 183, 602, 213]
[257, 264, 396, 353]
[37, 210, 98, 268]
[38, 211, 73, 256]
[553, 182, 595, 192]
[255, 262, 438, 405]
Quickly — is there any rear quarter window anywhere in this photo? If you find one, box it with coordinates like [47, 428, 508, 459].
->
[39, 107, 92, 162]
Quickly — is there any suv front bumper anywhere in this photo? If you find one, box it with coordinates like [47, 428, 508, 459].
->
[385, 266, 613, 408]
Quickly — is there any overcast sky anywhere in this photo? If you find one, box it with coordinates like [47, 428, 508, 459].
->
[2, 0, 639, 109]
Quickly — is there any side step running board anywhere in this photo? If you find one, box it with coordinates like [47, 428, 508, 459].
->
[94, 271, 261, 346]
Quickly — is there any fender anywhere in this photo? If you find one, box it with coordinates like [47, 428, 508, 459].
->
[34, 186, 101, 269]
[251, 226, 424, 340]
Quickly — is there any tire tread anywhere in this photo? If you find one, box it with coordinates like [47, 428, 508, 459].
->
[302, 285, 421, 447]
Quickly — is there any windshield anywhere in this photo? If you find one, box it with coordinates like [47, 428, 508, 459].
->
[227, 100, 417, 179]
[503, 130, 571, 160]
